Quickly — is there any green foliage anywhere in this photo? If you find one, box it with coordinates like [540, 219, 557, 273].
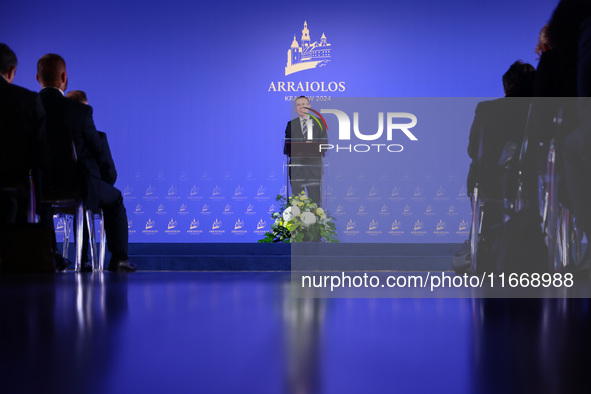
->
[257, 191, 339, 243]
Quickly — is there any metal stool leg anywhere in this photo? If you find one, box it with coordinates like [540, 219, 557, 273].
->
[62, 215, 72, 259]
[85, 209, 98, 272]
[572, 216, 583, 268]
[75, 202, 84, 271]
[560, 207, 569, 269]
[470, 186, 480, 273]
[546, 140, 559, 272]
[98, 210, 106, 272]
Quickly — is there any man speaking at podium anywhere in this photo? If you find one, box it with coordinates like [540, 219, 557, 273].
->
[283, 96, 328, 206]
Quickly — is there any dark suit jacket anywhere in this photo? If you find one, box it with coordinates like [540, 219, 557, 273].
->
[39, 87, 111, 211]
[467, 98, 531, 201]
[0, 77, 48, 189]
[283, 116, 328, 155]
[284, 117, 329, 182]
[98, 131, 117, 185]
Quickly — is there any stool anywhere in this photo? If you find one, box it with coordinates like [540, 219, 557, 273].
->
[50, 199, 106, 272]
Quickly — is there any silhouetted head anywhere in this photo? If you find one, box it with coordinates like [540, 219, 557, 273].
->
[36, 53, 68, 91]
[534, 25, 551, 58]
[66, 90, 88, 105]
[0, 43, 17, 83]
[502, 61, 536, 97]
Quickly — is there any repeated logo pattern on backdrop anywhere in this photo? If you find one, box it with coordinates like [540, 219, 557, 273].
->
[52, 170, 471, 243]
[326, 180, 470, 241]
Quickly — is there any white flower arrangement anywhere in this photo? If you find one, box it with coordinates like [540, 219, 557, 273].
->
[258, 191, 339, 243]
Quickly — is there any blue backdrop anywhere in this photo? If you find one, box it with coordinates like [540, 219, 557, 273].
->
[2, 0, 559, 242]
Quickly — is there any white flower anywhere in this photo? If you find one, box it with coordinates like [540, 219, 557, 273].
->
[283, 205, 301, 221]
[301, 212, 316, 227]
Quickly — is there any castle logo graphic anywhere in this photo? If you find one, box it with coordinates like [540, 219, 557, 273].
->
[123, 185, 133, 198]
[389, 219, 404, 235]
[456, 218, 470, 236]
[145, 219, 155, 230]
[201, 203, 211, 215]
[56, 218, 66, 234]
[188, 219, 202, 234]
[369, 186, 378, 196]
[211, 185, 222, 197]
[357, 204, 367, 215]
[256, 219, 267, 230]
[366, 219, 382, 235]
[209, 218, 225, 235]
[413, 220, 424, 231]
[285, 21, 331, 76]
[128, 219, 135, 234]
[402, 204, 412, 216]
[344, 219, 359, 235]
[244, 204, 255, 215]
[346, 220, 356, 231]
[458, 219, 469, 231]
[368, 219, 378, 231]
[232, 219, 247, 235]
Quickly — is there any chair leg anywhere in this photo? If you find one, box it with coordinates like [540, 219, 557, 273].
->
[546, 140, 559, 272]
[98, 209, 106, 272]
[86, 209, 98, 272]
[62, 215, 71, 259]
[470, 186, 480, 273]
[75, 202, 84, 271]
[572, 216, 583, 267]
[560, 207, 569, 269]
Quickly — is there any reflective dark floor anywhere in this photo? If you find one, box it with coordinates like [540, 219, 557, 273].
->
[0, 272, 590, 394]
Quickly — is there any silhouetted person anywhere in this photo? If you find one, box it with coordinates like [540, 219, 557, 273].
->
[284, 95, 328, 205]
[37, 54, 136, 272]
[0, 43, 48, 224]
[545, 0, 591, 263]
[464, 61, 536, 273]
[0, 44, 64, 271]
[66, 90, 118, 266]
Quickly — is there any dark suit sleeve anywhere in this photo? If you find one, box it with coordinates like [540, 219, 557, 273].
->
[98, 132, 117, 185]
[82, 106, 114, 182]
[31, 94, 50, 169]
[284, 121, 291, 155]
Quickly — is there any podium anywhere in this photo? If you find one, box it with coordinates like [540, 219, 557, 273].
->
[284, 138, 328, 207]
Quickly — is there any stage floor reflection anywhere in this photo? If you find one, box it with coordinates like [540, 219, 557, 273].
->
[0, 272, 589, 394]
